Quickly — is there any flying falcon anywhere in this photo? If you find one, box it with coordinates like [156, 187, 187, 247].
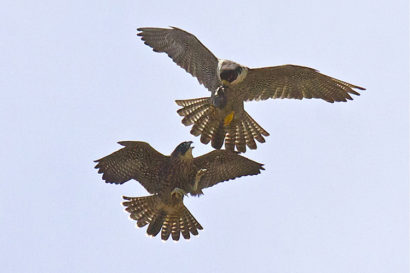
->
[137, 27, 366, 152]
[94, 141, 264, 241]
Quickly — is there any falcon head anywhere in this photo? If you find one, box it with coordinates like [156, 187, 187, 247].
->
[171, 141, 194, 159]
[218, 59, 248, 85]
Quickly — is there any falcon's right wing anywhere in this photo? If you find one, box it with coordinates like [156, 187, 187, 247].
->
[193, 150, 264, 191]
[94, 141, 169, 194]
[238, 65, 365, 103]
[138, 27, 220, 92]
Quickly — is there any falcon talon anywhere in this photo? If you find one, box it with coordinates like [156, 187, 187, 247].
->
[171, 187, 187, 199]
[193, 168, 208, 192]
[197, 168, 208, 177]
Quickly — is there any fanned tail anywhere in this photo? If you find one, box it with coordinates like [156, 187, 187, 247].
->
[176, 98, 224, 149]
[176, 97, 212, 126]
[224, 111, 270, 152]
[122, 195, 203, 241]
[176, 98, 270, 152]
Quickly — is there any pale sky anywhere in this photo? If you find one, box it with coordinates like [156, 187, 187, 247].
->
[1, 0, 408, 272]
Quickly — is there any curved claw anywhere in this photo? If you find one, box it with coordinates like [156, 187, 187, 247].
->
[193, 168, 208, 193]
[171, 187, 187, 200]
[196, 168, 208, 178]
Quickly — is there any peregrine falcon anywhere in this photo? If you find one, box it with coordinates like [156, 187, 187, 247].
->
[94, 141, 264, 241]
[137, 27, 365, 152]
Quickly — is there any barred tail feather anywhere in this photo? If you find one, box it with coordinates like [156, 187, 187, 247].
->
[235, 119, 246, 152]
[226, 111, 270, 153]
[225, 126, 236, 151]
[192, 114, 210, 137]
[147, 210, 166, 237]
[200, 117, 218, 145]
[210, 124, 225, 150]
[175, 98, 270, 152]
[243, 111, 270, 143]
[176, 97, 222, 147]
[241, 120, 257, 150]
[176, 97, 211, 126]
[122, 195, 203, 241]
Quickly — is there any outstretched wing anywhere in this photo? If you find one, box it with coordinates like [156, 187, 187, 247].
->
[94, 141, 169, 194]
[137, 27, 220, 91]
[193, 150, 264, 190]
[238, 65, 365, 103]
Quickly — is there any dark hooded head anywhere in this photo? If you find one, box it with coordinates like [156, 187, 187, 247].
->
[219, 60, 244, 83]
[171, 141, 194, 158]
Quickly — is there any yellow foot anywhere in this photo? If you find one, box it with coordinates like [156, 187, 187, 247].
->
[171, 187, 187, 199]
[224, 111, 235, 127]
[193, 168, 208, 192]
[197, 168, 208, 178]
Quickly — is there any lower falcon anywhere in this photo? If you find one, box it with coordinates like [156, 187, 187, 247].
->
[95, 141, 264, 241]
[137, 27, 365, 152]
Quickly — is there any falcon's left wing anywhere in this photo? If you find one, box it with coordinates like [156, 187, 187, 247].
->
[193, 150, 264, 191]
[237, 65, 365, 103]
[137, 27, 220, 92]
[94, 141, 169, 194]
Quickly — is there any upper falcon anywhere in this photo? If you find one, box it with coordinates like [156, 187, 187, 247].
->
[137, 27, 365, 152]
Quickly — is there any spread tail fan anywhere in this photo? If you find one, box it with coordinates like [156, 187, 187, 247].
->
[176, 98, 269, 152]
[123, 195, 203, 241]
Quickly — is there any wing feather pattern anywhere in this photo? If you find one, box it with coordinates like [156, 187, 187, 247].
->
[137, 27, 220, 92]
[193, 150, 264, 190]
[94, 141, 168, 194]
[238, 65, 365, 103]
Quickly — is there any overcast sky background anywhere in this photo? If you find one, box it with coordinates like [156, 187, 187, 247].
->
[1, 0, 408, 272]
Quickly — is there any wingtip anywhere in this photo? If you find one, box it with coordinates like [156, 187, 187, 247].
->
[136, 28, 144, 36]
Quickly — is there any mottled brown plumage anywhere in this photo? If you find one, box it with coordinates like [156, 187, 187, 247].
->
[95, 141, 264, 241]
[137, 27, 365, 152]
